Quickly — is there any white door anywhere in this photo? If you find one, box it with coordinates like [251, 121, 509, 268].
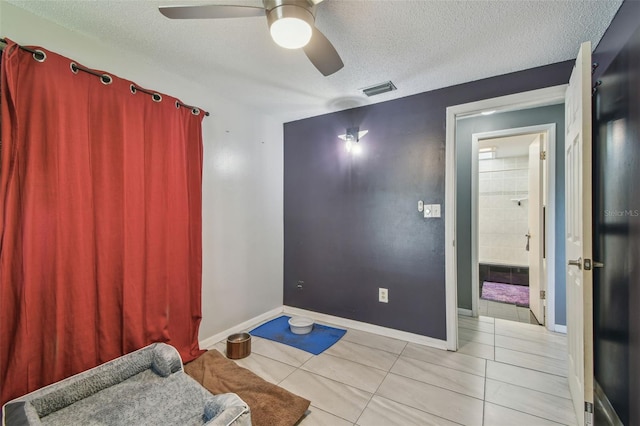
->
[565, 41, 594, 426]
[528, 136, 544, 324]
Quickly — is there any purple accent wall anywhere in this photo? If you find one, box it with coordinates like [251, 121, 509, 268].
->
[592, 0, 640, 82]
[284, 62, 572, 339]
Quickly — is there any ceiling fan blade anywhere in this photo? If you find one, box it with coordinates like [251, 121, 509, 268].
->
[159, 5, 265, 20]
[303, 27, 344, 76]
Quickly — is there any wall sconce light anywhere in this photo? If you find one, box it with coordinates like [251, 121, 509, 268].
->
[338, 127, 368, 154]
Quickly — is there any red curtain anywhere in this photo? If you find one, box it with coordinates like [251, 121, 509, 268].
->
[0, 40, 205, 404]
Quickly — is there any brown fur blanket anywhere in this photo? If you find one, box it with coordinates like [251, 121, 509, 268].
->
[185, 350, 310, 426]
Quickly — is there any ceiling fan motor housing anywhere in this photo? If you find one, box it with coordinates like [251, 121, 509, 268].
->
[264, 0, 317, 28]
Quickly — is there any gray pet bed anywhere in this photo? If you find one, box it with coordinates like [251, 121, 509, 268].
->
[2, 343, 251, 426]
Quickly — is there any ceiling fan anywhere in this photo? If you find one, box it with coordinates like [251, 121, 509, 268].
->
[159, 0, 344, 76]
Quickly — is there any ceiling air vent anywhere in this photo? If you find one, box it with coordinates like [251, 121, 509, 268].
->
[361, 81, 397, 97]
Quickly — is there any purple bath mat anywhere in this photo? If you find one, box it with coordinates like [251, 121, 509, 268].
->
[481, 281, 529, 307]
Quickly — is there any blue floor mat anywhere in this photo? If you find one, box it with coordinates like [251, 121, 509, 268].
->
[249, 315, 346, 355]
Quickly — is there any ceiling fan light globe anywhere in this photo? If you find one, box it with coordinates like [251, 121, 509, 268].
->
[267, 3, 314, 49]
[270, 17, 312, 49]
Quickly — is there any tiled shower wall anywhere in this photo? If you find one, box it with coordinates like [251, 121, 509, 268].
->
[478, 155, 529, 267]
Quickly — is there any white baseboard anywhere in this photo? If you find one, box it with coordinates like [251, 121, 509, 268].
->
[553, 324, 567, 334]
[283, 306, 447, 350]
[457, 308, 473, 317]
[199, 306, 283, 349]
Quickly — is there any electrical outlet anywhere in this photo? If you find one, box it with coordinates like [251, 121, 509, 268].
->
[379, 288, 389, 303]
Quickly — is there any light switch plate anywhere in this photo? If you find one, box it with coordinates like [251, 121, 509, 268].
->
[424, 204, 432, 218]
[432, 204, 441, 218]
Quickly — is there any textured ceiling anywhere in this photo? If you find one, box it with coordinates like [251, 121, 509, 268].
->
[6, 0, 622, 122]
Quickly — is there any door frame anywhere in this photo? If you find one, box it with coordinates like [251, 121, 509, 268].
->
[470, 124, 557, 326]
[445, 85, 566, 350]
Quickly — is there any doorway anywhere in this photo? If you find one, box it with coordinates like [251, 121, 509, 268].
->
[471, 126, 555, 326]
[444, 85, 567, 351]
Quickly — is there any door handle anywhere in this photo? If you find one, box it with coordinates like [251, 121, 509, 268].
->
[525, 233, 531, 251]
[568, 257, 582, 269]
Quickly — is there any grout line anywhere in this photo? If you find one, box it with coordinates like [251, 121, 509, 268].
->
[491, 357, 568, 379]
[306, 352, 390, 375]
[492, 341, 567, 362]
[299, 354, 315, 368]
[353, 354, 399, 425]
[397, 355, 487, 379]
[389, 361, 487, 399]
[483, 399, 571, 426]
[457, 323, 494, 333]
[488, 356, 568, 377]
[494, 331, 567, 346]
[493, 329, 496, 362]
[399, 349, 487, 378]
[323, 340, 400, 371]
[250, 352, 308, 369]
[384, 370, 486, 403]
[341, 333, 408, 356]
[493, 329, 567, 343]
[493, 327, 568, 340]
[482, 360, 488, 425]
[289, 368, 376, 395]
[398, 341, 409, 357]
[458, 341, 495, 362]
[484, 375, 572, 401]
[459, 327, 495, 336]
[494, 316, 547, 329]
[277, 363, 299, 386]
[362, 394, 467, 426]
[279, 359, 368, 424]
[297, 358, 385, 394]
[371, 373, 484, 425]
[305, 405, 355, 425]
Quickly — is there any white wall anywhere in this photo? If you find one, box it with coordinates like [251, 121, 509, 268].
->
[478, 155, 529, 266]
[0, 1, 284, 342]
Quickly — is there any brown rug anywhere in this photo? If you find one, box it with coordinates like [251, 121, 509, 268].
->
[184, 349, 310, 426]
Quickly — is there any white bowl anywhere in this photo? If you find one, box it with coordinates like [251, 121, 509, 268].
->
[288, 316, 314, 335]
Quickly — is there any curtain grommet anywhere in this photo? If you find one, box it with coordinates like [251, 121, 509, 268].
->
[175, 101, 180, 109]
[70, 62, 79, 74]
[152, 93, 162, 103]
[130, 84, 137, 94]
[101, 74, 113, 85]
[33, 50, 46, 63]
[191, 108, 200, 116]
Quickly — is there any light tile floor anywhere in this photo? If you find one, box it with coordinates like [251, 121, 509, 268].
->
[479, 298, 539, 324]
[207, 315, 576, 426]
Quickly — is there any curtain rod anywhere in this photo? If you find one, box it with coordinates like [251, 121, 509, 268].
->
[0, 38, 210, 117]
[0, 37, 38, 56]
